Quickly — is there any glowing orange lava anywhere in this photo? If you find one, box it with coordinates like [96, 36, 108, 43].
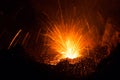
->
[45, 20, 92, 65]
[60, 37, 81, 59]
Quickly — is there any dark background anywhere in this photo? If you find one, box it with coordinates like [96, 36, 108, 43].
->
[0, 0, 120, 79]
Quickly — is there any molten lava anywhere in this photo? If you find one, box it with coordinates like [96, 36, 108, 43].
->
[45, 20, 92, 65]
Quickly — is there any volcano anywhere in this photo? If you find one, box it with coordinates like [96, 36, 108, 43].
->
[0, 0, 120, 79]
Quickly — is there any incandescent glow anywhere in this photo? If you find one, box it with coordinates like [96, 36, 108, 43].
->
[61, 38, 81, 59]
[45, 20, 90, 64]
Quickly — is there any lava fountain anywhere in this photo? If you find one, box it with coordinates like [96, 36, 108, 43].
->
[46, 23, 83, 59]
[44, 18, 96, 65]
